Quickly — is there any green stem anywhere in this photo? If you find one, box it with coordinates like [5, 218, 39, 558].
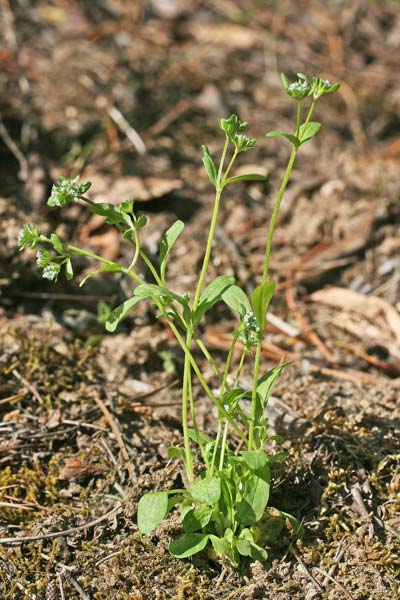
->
[219, 421, 229, 471]
[234, 348, 247, 388]
[217, 138, 229, 185]
[66, 244, 117, 267]
[295, 102, 302, 137]
[220, 150, 238, 186]
[262, 147, 298, 285]
[181, 349, 194, 483]
[248, 145, 299, 450]
[302, 99, 317, 133]
[127, 230, 140, 272]
[210, 332, 239, 475]
[193, 334, 223, 381]
[139, 249, 162, 285]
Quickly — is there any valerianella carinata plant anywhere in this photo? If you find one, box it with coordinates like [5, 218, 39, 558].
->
[19, 74, 339, 566]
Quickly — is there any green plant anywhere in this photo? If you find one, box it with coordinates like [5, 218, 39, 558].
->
[18, 74, 339, 566]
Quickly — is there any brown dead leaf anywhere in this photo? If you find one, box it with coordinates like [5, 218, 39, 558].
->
[310, 287, 400, 343]
[59, 457, 104, 482]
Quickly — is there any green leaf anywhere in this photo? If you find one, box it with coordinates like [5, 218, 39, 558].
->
[105, 296, 143, 332]
[236, 538, 252, 557]
[298, 121, 321, 145]
[137, 491, 169, 534]
[134, 283, 188, 308]
[167, 446, 186, 459]
[202, 145, 218, 187]
[266, 131, 300, 147]
[65, 258, 74, 280]
[188, 428, 213, 446]
[241, 450, 268, 471]
[169, 533, 209, 558]
[249, 542, 268, 562]
[183, 506, 213, 533]
[257, 362, 291, 409]
[159, 220, 184, 283]
[236, 463, 270, 526]
[50, 233, 64, 254]
[79, 264, 122, 288]
[90, 202, 132, 228]
[250, 281, 275, 333]
[221, 285, 252, 317]
[221, 388, 247, 413]
[193, 275, 235, 326]
[190, 477, 221, 506]
[222, 173, 267, 187]
[280, 72, 289, 90]
[268, 451, 289, 463]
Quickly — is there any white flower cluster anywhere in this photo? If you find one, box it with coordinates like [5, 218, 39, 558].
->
[288, 81, 309, 93]
[42, 263, 60, 281]
[239, 310, 260, 348]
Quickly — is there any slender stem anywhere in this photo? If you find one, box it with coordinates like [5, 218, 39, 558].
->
[217, 138, 229, 185]
[164, 316, 247, 443]
[233, 348, 247, 388]
[181, 350, 194, 482]
[221, 331, 239, 395]
[210, 419, 223, 477]
[220, 150, 238, 185]
[219, 347, 247, 469]
[210, 332, 239, 476]
[219, 421, 229, 471]
[248, 145, 299, 450]
[302, 99, 317, 133]
[262, 147, 298, 285]
[139, 250, 162, 285]
[181, 160, 227, 479]
[192, 189, 223, 310]
[127, 230, 140, 272]
[295, 102, 302, 137]
[66, 244, 117, 267]
[193, 334, 223, 381]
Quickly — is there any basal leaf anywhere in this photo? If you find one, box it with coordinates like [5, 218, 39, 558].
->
[241, 450, 268, 471]
[190, 476, 221, 506]
[183, 506, 213, 533]
[137, 491, 169, 534]
[169, 533, 209, 558]
[236, 463, 270, 526]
